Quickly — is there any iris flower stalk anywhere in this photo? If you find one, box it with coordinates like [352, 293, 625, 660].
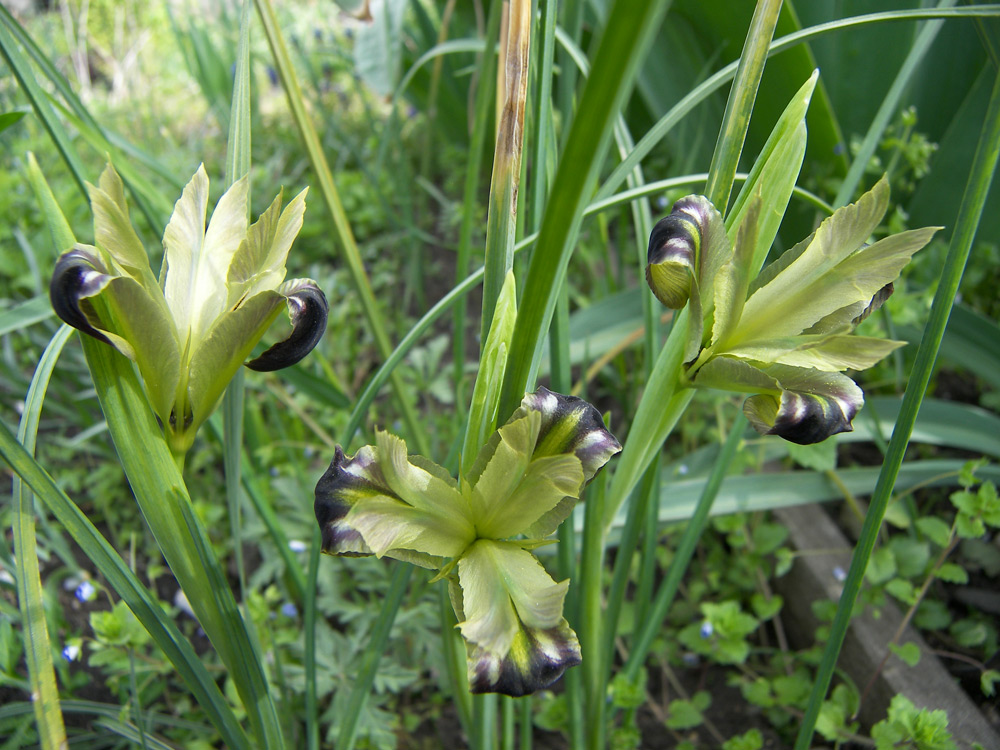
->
[50, 164, 329, 458]
[645, 176, 938, 444]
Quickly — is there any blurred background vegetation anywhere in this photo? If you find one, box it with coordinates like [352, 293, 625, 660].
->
[1, 1, 998, 748]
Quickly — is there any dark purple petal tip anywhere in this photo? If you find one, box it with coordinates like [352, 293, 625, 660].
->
[247, 284, 328, 372]
[468, 621, 582, 697]
[314, 445, 375, 556]
[49, 248, 112, 344]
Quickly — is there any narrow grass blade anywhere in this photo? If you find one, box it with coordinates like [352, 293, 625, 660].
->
[0, 296, 53, 336]
[254, 0, 427, 454]
[0, 17, 86, 197]
[703, 0, 783, 211]
[12, 326, 72, 750]
[0, 426, 251, 749]
[497, 0, 674, 419]
[453, 3, 501, 392]
[595, 5, 1000, 204]
[833, 0, 955, 209]
[305, 528, 321, 750]
[222, 0, 254, 607]
[794, 63, 1000, 750]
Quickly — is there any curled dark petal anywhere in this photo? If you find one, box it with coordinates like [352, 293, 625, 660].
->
[314, 445, 376, 556]
[246, 284, 328, 372]
[468, 620, 581, 697]
[515, 386, 622, 483]
[49, 248, 113, 344]
[743, 388, 860, 445]
[852, 282, 894, 326]
[645, 215, 697, 309]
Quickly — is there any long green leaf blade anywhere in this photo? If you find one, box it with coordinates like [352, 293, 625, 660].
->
[12, 326, 72, 750]
[794, 61, 1000, 750]
[497, 0, 674, 419]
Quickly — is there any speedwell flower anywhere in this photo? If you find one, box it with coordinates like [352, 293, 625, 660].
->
[315, 388, 621, 696]
[50, 164, 328, 455]
[645, 177, 938, 444]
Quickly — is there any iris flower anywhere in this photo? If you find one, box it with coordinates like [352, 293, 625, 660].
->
[50, 164, 328, 455]
[315, 387, 621, 695]
[645, 177, 937, 443]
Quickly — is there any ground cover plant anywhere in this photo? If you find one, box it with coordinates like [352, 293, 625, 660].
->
[1, 1, 1000, 748]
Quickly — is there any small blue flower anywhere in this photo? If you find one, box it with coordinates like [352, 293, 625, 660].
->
[699, 621, 714, 639]
[832, 565, 847, 582]
[288, 539, 307, 553]
[75, 581, 96, 602]
[280, 602, 298, 618]
[62, 643, 81, 662]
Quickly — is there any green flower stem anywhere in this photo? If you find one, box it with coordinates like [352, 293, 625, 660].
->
[305, 527, 321, 750]
[703, 0, 782, 211]
[473, 693, 498, 750]
[12, 325, 72, 750]
[438, 587, 473, 736]
[623, 416, 745, 681]
[551, 285, 583, 750]
[794, 62, 1000, 750]
[501, 696, 515, 750]
[519, 696, 533, 749]
[82, 337, 284, 750]
[254, 0, 427, 455]
[222, 0, 254, 604]
[336, 564, 413, 750]
[528, 0, 557, 234]
[602, 314, 693, 532]
[603, 462, 659, 665]
[580, 472, 609, 750]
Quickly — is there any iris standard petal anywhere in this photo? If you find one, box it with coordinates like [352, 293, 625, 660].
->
[245, 282, 329, 372]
